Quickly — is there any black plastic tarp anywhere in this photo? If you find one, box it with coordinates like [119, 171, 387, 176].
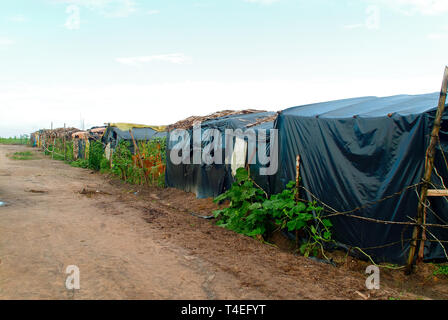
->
[102, 126, 167, 151]
[166, 112, 277, 199]
[273, 92, 448, 264]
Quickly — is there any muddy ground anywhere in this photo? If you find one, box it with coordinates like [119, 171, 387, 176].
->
[0, 145, 447, 300]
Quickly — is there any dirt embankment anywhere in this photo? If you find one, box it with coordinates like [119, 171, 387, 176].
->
[0, 145, 446, 300]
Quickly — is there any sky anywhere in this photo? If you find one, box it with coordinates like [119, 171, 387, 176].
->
[0, 0, 447, 137]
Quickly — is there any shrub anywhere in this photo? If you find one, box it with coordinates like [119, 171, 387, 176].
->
[88, 141, 106, 171]
[213, 168, 333, 258]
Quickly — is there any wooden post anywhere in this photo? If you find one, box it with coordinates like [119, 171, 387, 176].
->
[52, 137, 56, 159]
[295, 155, 301, 248]
[295, 155, 301, 201]
[406, 66, 448, 274]
[129, 130, 149, 185]
[63, 123, 67, 161]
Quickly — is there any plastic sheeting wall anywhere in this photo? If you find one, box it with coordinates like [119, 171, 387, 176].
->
[166, 112, 276, 199]
[273, 93, 448, 263]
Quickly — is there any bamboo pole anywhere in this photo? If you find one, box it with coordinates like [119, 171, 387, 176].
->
[129, 130, 149, 185]
[406, 66, 448, 274]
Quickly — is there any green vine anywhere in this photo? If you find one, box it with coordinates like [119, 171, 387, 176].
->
[213, 168, 333, 258]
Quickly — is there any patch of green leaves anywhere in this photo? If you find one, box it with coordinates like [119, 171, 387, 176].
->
[9, 151, 35, 160]
[433, 265, 448, 276]
[70, 159, 89, 168]
[88, 141, 106, 171]
[213, 168, 333, 258]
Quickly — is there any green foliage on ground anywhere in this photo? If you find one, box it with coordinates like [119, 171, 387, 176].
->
[39, 136, 167, 188]
[112, 141, 134, 180]
[70, 159, 89, 168]
[213, 168, 333, 258]
[88, 141, 107, 171]
[0, 136, 29, 145]
[433, 265, 448, 276]
[9, 151, 35, 160]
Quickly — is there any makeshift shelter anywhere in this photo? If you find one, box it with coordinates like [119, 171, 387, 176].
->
[72, 131, 89, 160]
[273, 92, 448, 264]
[102, 123, 167, 152]
[166, 110, 278, 199]
[88, 127, 107, 142]
[32, 127, 80, 152]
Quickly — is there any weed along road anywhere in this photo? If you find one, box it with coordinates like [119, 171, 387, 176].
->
[0, 145, 427, 299]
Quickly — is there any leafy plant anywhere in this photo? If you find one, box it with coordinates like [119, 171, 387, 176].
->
[88, 141, 106, 171]
[213, 168, 333, 258]
[213, 168, 269, 237]
[70, 159, 89, 168]
[264, 181, 333, 257]
[433, 265, 448, 276]
[112, 141, 133, 181]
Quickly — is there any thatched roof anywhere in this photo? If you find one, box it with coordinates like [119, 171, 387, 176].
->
[167, 109, 267, 131]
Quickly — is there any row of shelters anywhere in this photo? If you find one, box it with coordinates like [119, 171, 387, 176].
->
[165, 92, 448, 264]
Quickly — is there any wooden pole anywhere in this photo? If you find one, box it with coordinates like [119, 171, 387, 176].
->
[406, 66, 448, 274]
[295, 155, 301, 249]
[52, 137, 56, 159]
[295, 155, 301, 201]
[129, 130, 149, 185]
[63, 123, 66, 161]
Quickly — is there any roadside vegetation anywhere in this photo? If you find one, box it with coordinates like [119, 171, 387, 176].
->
[213, 168, 333, 259]
[8, 151, 36, 160]
[42, 138, 167, 187]
[0, 136, 30, 145]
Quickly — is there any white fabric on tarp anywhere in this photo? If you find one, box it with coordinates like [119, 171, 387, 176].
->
[231, 137, 247, 176]
[105, 143, 111, 160]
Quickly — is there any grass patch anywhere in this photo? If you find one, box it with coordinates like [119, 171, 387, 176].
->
[0, 137, 29, 145]
[9, 151, 36, 160]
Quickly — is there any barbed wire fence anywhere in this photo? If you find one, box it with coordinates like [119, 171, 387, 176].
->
[294, 137, 448, 271]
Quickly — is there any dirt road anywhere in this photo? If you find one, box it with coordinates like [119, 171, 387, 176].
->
[0, 145, 433, 299]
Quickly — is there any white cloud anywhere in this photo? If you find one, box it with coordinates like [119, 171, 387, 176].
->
[55, 0, 137, 18]
[370, 0, 448, 15]
[244, 0, 280, 5]
[146, 9, 160, 15]
[7, 14, 27, 23]
[64, 5, 81, 30]
[0, 37, 14, 46]
[115, 54, 192, 66]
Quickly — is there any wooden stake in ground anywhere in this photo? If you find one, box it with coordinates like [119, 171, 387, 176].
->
[63, 123, 66, 161]
[406, 66, 448, 274]
[295, 155, 301, 249]
[129, 130, 149, 185]
[52, 137, 56, 159]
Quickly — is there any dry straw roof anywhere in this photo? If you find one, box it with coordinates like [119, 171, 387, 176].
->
[167, 109, 269, 131]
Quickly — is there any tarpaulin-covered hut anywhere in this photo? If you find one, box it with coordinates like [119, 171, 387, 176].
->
[102, 123, 166, 152]
[72, 131, 89, 160]
[273, 92, 448, 263]
[166, 110, 278, 199]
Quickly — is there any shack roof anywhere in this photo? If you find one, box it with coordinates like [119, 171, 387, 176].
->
[281, 92, 443, 119]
